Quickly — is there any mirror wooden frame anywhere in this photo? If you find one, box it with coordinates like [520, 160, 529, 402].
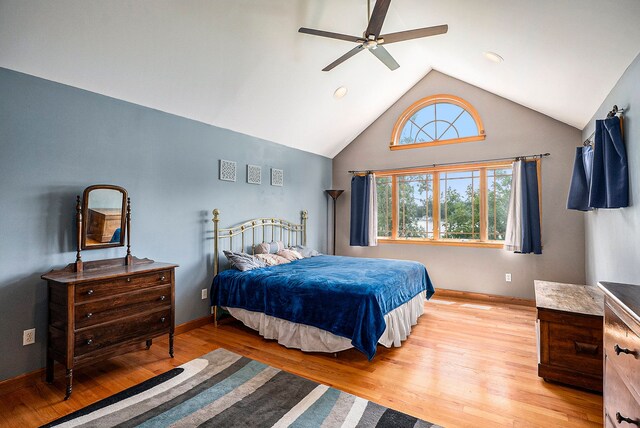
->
[80, 184, 128, 250]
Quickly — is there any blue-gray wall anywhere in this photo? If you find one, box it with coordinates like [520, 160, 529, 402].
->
[583, 52, 640, 286]
[0, 68, 332, 381]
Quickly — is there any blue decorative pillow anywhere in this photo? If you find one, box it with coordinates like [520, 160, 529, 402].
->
[289, 245, 320, 258]
[223, 250, 266, 272]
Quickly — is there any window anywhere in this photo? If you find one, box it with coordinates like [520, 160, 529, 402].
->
[390, 94, 485, 150]
[376, 162, 519, 248]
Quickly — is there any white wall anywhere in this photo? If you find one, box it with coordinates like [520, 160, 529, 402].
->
[333, 71, 584, 299]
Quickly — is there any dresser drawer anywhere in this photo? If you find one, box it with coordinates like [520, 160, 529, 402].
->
[604, 357, 640, 427]
[604, 303, 640, 396]
[75, 270, 171, 302]
[75, 308, 171, 356]
[75, 285, 171, 329]
[547, 322, 603, 375]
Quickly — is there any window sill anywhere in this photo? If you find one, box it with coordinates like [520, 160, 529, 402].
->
[377, 238, 504, 249]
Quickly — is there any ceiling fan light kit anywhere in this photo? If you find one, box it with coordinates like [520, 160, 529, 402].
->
[298, 0, 448, 72]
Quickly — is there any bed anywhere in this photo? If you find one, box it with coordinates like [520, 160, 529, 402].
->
[210, 209, 434, 359]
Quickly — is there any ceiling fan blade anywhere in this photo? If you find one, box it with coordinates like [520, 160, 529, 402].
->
[322, 45, 365, 71]
[369, 45, 399, 70]
[365, 0, 391, 39]
[298, 27, 362, 43]
[380, 24, 448, 44]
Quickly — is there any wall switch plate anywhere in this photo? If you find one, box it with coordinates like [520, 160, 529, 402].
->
[201, 289, 207, 300]
[23, 328, 35, 345]
[505, 273, 512, 282]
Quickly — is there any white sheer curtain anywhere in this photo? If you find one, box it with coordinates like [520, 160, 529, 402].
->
[504, 161, 523, 252]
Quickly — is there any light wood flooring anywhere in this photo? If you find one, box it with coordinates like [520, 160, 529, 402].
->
[0, 295, 602, 427]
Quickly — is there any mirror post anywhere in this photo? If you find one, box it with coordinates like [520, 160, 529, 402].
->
[75, 196, 83, 272]
[125, 197, 132, 266]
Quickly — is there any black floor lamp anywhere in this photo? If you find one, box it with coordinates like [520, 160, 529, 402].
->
[326, 189, 344, 255]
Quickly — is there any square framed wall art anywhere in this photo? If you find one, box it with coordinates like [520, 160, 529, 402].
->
[271, 168, 284, 187]
[247, 164, 262, 185]
[219, 159, 237, 182]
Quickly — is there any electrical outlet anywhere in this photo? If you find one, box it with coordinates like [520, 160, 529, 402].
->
[23, 328, 35, 346]
[505, 273, 512, 282]
[201, 289, 207, 300]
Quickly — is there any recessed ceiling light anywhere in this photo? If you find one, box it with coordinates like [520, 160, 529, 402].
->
[333, 86, 348, 99]
[483, 51, 504, 63]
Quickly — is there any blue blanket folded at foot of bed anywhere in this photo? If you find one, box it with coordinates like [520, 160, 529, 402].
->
[212, 255, 435, 359]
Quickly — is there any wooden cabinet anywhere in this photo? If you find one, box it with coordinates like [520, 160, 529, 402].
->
[534, 280, 603, 392]
[42, 257, 178, 399]
[599, 282, 640, 427]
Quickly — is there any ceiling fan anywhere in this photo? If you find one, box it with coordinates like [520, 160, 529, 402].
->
[298, 0, 448, 71]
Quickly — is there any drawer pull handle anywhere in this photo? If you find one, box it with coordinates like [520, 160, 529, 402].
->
[574, 341, 598, 355]
[160, 295, 166, 301]
[616, 412, 640, 426]
[160, 317, 166, 323]
[160, 275, 166, 281]
[87, 289, 94, 296]
[614, 344, 635, 356]
[86, 339, 93, 345]
[86, 312, 93, 319]
[127, 277, 131, 282]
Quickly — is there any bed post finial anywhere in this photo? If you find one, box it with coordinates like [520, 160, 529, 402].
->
[301, 210, 308, 246]
[213, 209, 220, 276]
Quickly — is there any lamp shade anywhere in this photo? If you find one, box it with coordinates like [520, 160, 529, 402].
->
[326, 189, 344, 200]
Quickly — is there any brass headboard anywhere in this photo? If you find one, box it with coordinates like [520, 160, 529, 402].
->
[212, 209, 308, 276]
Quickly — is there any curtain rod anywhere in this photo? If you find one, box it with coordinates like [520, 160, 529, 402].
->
[583, 105, 625, 146]
[347, 153, 550, 175]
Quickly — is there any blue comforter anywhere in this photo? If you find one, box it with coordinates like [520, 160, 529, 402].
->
[211, 255, 434, 359]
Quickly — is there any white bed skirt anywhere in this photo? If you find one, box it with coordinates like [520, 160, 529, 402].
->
[223, 291, 426, 354]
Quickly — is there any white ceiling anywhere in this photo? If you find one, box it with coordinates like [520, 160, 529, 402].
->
[1, 1, 639, 158]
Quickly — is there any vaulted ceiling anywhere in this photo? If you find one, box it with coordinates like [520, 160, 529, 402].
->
[2, 1, 639, 158]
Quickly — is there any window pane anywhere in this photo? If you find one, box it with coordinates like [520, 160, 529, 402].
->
[439, 170, 480, 240]
[453, 111, 477, 138]
[376, 176, 392, 237]
[398, 102, 480, 145]
[487, 168, 513, 240]
[397, 174, 433, 239]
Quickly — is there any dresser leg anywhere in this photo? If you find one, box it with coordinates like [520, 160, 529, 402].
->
[146, 339, 152, 350]
[169, 332, 174, 358]
[64, 369, 73, 400]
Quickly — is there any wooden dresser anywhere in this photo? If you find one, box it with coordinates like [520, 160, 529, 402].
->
[598, 282, 640, 427]
[42, 257, 178, 399]
[534, 280, 604, 392]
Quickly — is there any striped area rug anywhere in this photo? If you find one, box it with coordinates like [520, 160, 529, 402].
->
[43, 348, 440, 428]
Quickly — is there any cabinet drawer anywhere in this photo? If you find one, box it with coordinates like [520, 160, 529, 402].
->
[604, 358, 640, 427]
[75, 270, 171, 302]
[75, 308, 171, 356]
[547, 322, 603, 375]
[75, 285, 171, 329]
[604, 303, 640, 396]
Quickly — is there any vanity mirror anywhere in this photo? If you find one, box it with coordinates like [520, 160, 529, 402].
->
[74, 184, 132, 272]
[81, 185, 127, 249]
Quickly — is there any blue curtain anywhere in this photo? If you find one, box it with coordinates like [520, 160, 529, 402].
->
[520, 161, 542, 254]
[567, 146, 593, 211]
[589, 117, 628, 208]
[350, 175, 370, 246]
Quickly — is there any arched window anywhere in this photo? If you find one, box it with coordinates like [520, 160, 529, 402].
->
[390, 94, 485, 150]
